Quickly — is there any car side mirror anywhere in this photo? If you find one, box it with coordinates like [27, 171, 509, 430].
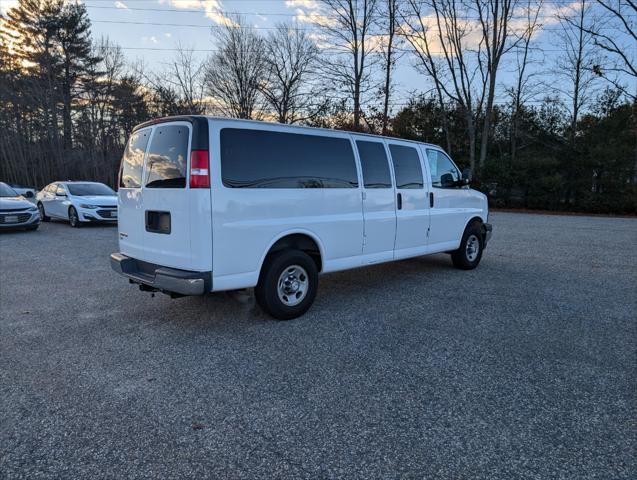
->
[440, 173, 455, 188]
[24, 191, 34, 198]
[461, 168, 472, 185]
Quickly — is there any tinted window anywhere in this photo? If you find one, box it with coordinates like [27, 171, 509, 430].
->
[426, 149, 460, 187]
[145, 125, 189, 188]
[356, 141, 391, 189]
[67, 183, 116, 196]
[221, 128, 358, 188]
[388, 145, 423, 189]
[120, 129, 150, 189]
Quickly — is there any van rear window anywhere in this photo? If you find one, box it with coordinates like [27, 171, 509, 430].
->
[120, 129, 150, 188]
[220, 128, 358, 188]
[145, 125, 189, 188]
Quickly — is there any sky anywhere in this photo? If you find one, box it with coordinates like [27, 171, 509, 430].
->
[1, 0, 635, 112]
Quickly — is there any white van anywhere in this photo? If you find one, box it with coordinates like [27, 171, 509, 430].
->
[111, 116, 492, 319]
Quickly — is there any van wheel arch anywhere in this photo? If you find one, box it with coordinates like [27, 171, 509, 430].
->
[262, 233, 323, 273]
[465, 216, 484, 230]
[464, 216, 490, 244]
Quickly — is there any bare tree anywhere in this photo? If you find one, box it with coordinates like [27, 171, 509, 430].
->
[507, 0, 543, 163]
[204, 16, 266, 119]
[165, 44, 206, 114]
[403, 0, 489, 170]
[475, 0, 520, 168]
[261, 23, 323, 124]
[379, 0, 401, 134]
[555, 0, 599, 146]
[401, 0, 453, 153]
[316, 0, 378, 129]
[582, 0, 636, 99]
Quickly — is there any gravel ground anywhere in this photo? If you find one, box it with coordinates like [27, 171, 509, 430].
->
[1, 212, 636, 479]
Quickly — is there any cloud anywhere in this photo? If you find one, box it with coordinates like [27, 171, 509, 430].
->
[0, 0, 19, 14]
[142, 35, 160, 44]
[294, 9, 336, 28]
[159, 0, 236, 26]
[114, 1, 129, 9]
[285, 0, 319, 9]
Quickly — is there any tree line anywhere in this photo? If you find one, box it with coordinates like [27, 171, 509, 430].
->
[0, 0, 635, 213]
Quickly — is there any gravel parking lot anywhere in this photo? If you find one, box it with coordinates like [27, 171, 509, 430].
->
[1, 212, 635, 479]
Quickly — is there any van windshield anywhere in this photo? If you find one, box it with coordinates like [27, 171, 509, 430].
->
[67, 183, 116, 196]
[0, 183, 18, 197]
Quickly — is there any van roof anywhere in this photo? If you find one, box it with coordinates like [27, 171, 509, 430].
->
[132, 115, 443, 151]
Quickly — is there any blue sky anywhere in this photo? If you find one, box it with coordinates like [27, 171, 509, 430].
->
[2, 0, 635, 111]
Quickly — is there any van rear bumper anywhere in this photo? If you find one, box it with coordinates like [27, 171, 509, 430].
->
[110, 253, 211, 296]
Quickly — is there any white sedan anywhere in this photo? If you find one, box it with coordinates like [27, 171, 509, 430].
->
[0, 182, 40, 230]
[36, 181, 118, 227]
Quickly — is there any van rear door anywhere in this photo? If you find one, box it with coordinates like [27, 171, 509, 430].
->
[118, 119, 212, 272]
[118, 128, 151, 260]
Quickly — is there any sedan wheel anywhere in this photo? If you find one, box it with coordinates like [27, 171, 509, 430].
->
[69, 206, 81, 228]
[37, 203, 50, 222]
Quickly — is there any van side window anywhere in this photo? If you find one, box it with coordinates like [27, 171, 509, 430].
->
[388, 145, 423, 189]
[220, 128, 358, 188]
[356, 141, 392, 189]
[426, 149, 460, 188]
[145, 125, 189, 189]
[120, 129, 151, 189]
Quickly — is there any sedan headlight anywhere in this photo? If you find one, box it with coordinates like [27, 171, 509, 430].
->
[80, 204, 99, 209]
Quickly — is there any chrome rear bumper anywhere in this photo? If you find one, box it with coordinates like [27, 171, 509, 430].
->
[110, 252, 211, 296]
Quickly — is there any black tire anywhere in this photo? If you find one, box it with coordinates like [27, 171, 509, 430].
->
[255, 249, 318, 320]
[37, 203, 50, 222]
[68, 206, 81, 228]
[451, 221, 484, 270]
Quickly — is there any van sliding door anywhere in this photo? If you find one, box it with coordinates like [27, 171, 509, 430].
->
[353, 137, 396, 264]
[386, 142, 430, 258]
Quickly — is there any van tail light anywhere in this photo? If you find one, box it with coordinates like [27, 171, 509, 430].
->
[190, 150, 210, 188]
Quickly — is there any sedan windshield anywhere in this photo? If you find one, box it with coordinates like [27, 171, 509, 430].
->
[67, 183, 115, 196]
[0, 183, 18, 197]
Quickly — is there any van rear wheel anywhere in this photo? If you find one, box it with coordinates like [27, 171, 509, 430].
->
[255, 249, 318, 320]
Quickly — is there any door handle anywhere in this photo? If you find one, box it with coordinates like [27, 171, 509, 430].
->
[397, 193, 402, 210]
[429, 192, 434, 208]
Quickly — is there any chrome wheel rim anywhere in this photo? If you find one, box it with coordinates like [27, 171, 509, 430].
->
[69, 209, 77, 226]
[277, 265, 309, 307]
[466, 234, 480, 262]
[38, 204, 45, 218]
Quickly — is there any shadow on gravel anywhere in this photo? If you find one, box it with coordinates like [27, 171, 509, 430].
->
[148, 254, 460, 331]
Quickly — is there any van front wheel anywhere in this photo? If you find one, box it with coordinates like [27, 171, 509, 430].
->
[255, 249, 318, 320]
[451, 222, 484, 270]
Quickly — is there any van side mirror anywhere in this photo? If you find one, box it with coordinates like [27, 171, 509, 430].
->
[440, 173, 455, 188]
[461, 168, 472, 185]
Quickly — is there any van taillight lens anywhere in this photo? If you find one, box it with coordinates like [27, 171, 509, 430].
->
[190, 150, 210, 188]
